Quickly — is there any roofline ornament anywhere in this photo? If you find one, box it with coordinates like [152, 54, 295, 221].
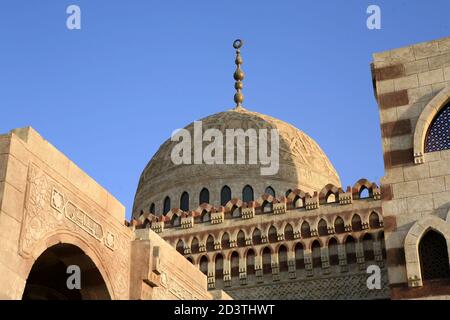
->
[233, 39, 245, 109]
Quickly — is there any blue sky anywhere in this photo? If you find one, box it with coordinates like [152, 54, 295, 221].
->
[1, 1, 449, 219]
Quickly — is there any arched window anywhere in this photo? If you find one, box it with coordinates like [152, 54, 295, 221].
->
[311, 240, 321, 269]
[363, 233, 374, 261]
[230, 251, 239, 284]
[326, 192, 336, 203]
[199, 188, 210, 204]
[221, 233, 230, 249]
[285, 189, 292, 197]
[301, 221, 311, 238]
[261, 200, 272, 213]
[231, 205, 240, 218]
[186, 257, 194, 264]
[328, 238, 339, 266]
[419, 230, 450, 281]
[284, 224, 294, 241]
[334, 216, 345, 234]
[221, 186, 232, 206]
[199, 255, 208, 275]
[171, 215, 180, 227]
[265, 186, 275, 197]
[359, 187, 369, 199]
[149, 203, 155, 214]
[247, 249, 255, 275]
[262, 247, 272, 275]
[351, 214, 362, 232]
[268, 226, 278, 243]
[293, 195, 303, 208]
[180, 192, 189, 211]
[425, 103, 450, 153]
[252, 228, 262, 245]
[345, 236, 357, 264]
[163, 196, 171, 215]
[237, 230, 246, 247]
[295, 242, 304, 269]
[215, 253, 224, 284]
[242, 185, 254, 202]
[278, 245, 288, 272]
[191, 237, 199, 254]
[176, 240, 184, 255]
[318, 219, 328, 236]
[206, 235, 215, 252]
[201, 210, 210, 223]
[369, 212, 381, 229]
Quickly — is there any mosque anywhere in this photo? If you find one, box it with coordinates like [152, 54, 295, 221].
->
[0, 36, 449, 299]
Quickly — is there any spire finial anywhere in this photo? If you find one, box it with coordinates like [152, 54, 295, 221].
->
[233, 39, 244, 109]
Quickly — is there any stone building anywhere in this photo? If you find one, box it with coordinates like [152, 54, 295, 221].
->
[133, 36, 450, 300]
[0, 36, 449, 300]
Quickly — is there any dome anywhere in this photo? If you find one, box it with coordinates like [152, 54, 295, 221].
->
[133, 107, 340, 217]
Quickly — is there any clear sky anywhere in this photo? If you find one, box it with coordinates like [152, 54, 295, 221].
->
[1, 1, 449, 219]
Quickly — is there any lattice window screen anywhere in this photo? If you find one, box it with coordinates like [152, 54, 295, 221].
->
[425, 104, 450, 153]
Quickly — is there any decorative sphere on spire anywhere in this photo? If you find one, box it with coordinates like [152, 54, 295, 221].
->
[233, 39, 245, 109]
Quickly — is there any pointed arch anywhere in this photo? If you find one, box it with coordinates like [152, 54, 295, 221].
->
[199, 188, 210, 205]
[206, 235, 215, 252]
[268, 225, 278, 243]
[252, 228, 262, 245]
[404, 216, 450, 285]
[294, 242, 305, 270]
[328, 237, 339, 266]
[243, 185, 254, 203]
[265, 186, 275, 198]
[345, 235, 357, 264]
[362, 233, 375, 261]
[246, 248, 255, 275]
[414, 86, 450, 163]
[369, 212, 381, 229]
[237, 230, 246, 247]
[301, 221, 311, 238]
[199, 255, 208, 275]
[262, 247, 272, 275]
[180, 192, 189, 212]
[351, 214, 362, 232]
[311, 240, 321, 268]
[318, 219, 328, 236]
[284, 223, 294, 241]
[191, 237, 199, 254]
[221, 232, 230, 250]
[215, 253, 224, 283]
[163, 196, 171, 215]
[278, 245, 288, 272]
[221, 186, 232, 206]
[176, 239, 184, 255]
[334, 216, 345, 234]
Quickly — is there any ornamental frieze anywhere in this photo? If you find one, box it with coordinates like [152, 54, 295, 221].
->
[19, 163, 131, 299]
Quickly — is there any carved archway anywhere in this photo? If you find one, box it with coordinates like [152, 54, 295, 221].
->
[23, 242, 111, 300]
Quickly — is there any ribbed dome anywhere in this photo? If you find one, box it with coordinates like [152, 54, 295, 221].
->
[133, 107, 340, 217]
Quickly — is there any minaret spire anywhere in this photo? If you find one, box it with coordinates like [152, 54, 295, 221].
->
[233, 39, 245, 109]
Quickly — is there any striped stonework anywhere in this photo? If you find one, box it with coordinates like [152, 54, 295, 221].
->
[372, 36, 450, 299]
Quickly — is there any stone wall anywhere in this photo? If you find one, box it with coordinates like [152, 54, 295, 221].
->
[372, 36, 450, 299]
[0, 127, 218, 300]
